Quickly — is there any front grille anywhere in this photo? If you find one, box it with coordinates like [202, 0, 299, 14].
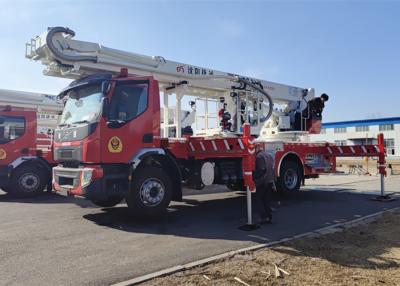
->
[55, 146, 82, 162]
[60, 150, 73, 159]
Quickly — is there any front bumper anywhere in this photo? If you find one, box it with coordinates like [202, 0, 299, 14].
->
[0, 165, 13, 188]
[52, 165, 105, 200]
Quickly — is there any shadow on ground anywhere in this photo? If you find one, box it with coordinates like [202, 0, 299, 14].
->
[0, 191, 97, 208]
[83, 189, 400, 256]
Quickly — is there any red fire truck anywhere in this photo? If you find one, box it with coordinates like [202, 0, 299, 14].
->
[0, 89, 62, 197]
[26, 27, 386, 216]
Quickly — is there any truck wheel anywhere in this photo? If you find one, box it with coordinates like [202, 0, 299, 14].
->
[126, 166, 172, 217]
[91, 197, 123, 208]
[277, 161, 302, 192]
[9, 164, 47, 197]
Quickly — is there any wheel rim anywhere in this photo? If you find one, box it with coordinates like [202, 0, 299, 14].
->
[284, 168, 298, 190]
[139, 178, 165, 207]
[19, 173, 40, 192]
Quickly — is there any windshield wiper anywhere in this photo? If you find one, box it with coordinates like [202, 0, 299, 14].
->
[58, 120, 89, 127]
[71, 120, 90, 125]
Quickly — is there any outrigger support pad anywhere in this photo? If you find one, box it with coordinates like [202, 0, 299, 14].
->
[371, 173, 396, 202]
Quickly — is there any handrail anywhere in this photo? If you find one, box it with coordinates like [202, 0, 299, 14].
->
[236, 77, 274, 124]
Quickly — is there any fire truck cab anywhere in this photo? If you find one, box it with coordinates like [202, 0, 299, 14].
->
[52, 73, 166, 208]
[0, 89, 61, 197]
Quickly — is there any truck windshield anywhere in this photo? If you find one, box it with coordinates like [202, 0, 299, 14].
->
[0, 116, 25, 144]
[59, 84, 103, 126]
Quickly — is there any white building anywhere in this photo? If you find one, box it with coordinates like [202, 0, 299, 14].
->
[310, 117, 400, 160]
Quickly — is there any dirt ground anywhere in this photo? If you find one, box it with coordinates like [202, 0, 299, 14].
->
[144, 209, 400, 286]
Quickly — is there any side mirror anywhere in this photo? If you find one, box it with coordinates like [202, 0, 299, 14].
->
[101, 81, 111, 95]
[102, 97, 109, 120]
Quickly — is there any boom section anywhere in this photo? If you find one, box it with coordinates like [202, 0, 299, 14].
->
[26, 27, 312, 103]
[0, 89, 62, 113]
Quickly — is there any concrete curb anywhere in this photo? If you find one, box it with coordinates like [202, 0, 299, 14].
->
[112, 206, 400, 286]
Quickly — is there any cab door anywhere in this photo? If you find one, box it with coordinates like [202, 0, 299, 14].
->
[0, 111, 36, 165]
[100, 78, 160, 163]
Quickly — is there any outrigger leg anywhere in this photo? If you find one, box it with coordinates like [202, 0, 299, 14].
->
[372, 133, 396, 202]
[238, 123, 260, 231]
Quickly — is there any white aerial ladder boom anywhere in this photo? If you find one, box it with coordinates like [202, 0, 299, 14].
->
[26, 27, 316, 138]
[0, 89, 62, 113]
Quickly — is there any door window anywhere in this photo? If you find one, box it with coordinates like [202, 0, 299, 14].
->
[109, 83, 148, 121]
[0, 116, 25, 144]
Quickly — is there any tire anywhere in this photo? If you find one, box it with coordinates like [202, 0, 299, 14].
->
[126, 166, 172, 217]
[9, 164, 47, 197]
[277, 161, 302, 193]
[91, 197, 123, 208]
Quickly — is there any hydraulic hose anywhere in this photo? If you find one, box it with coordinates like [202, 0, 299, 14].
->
[236, 77, 274, 123]
[46, 26, 98, 63]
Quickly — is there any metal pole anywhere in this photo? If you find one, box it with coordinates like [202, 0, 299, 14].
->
[246, 186, 253, 225]
[380, 173, 385, 197]
[176, 91, 182, 138]
[163, 91, 169, 137]
[365, 133, 370, 175]
[239, 185, 259, 231]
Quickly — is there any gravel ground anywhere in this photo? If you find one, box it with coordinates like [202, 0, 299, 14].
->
[144, 209, 400, 286]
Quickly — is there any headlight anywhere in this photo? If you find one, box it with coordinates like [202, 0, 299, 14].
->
[81, 168, 93, 188]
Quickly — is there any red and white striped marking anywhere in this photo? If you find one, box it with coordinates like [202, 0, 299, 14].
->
[247, 139, 255, 154]
[199, 141, 206, 151]
[211, 140, 217, 151]
[238, 139, 244, 150]
[223, 140, 230, 150]
[189, 142, 195, 152]
[361, 146, 367, 153]
[189, 139, 248, 152]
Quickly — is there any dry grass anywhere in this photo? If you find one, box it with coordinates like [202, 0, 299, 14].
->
[144, 210, 400, 286]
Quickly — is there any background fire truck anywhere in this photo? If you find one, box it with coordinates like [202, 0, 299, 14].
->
[25, 27, 386, 216]
[0, 89, 62, 197]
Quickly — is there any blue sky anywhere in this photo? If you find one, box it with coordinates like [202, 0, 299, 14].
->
[0, 0, 399, 122]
